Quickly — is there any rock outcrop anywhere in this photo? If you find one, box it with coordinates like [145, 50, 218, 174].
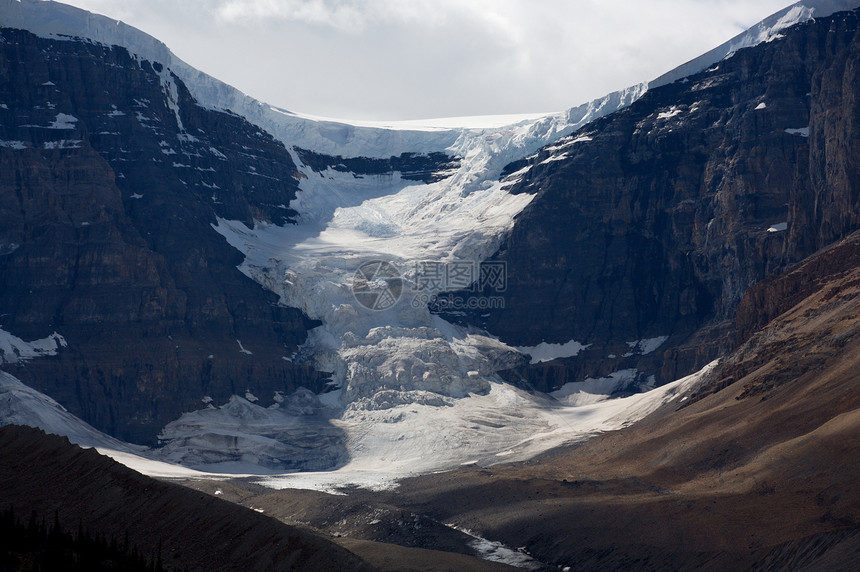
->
[294, 148, 459, 184]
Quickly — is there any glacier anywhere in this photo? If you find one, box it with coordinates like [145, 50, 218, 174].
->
[2, 0, 852, 480]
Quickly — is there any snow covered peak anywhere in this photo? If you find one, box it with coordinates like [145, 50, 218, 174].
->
[6, 0, 853, 160]
[0, 0, 459, 158]
[0, 0, 172, 63]
[651, 0, 860, 89]
[5, 0, 859, 141]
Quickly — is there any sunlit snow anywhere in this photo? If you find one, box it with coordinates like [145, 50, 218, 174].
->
[256, 362, 716, 492]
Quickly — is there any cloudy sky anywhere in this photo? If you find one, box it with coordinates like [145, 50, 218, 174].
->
[59, 0, 793, 120]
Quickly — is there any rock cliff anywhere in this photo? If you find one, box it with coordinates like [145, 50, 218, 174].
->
[0, 28, 324, 444]
[446, 8, 860, 392]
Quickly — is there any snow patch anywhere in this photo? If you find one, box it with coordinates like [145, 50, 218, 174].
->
[48, 112, 77, 129]
[43, 139, 81, 149]
[446, 524, 542, 570]
[516, 340, 590, 364]
[755, 102, 767, 110]
[657, 106, 683, 120]
[544, 135, 592, 152]
[785, 127, 809, 137]
[208, 146, 227, 159]
[539, 153, 568, 165]
[0, 140, 26, 149]
[623, 336, 669, 357]
[767, 222, 788, 232]
[0, 327, 67, 364]
[550, 369, 642, 406]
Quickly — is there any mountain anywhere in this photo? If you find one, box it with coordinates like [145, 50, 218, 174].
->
[0, 21, 333, 445]
[173, 225, 860, 568]
[0, 0, 645, 458]
[375, 229, 860, 571]
[0, 0, 858, 488]
[445, 2, 860, 394]
[2, 0, 860, 569]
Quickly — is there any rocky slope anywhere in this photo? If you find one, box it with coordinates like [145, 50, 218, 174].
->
[374, 229, 860, 570]
[0, 424, 522, 572]
[0, 424, 376, 571]
[446, 7, 860, 393]
[167, 226, 860, 570]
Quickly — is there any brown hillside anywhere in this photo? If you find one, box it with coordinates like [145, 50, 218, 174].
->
[0, 425, 375, 571]
[379, 232, 860, 570]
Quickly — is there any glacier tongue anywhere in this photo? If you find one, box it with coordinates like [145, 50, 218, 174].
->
[198, 99, 657, 474]
[257, 362, 717, 492]
[213, 109, 594, 408]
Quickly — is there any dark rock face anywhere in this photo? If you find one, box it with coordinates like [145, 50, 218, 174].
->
[687, 229, 860, 405]
[798, 12, 860, 252]
[0, 28, 326, 444]
[295, 147, 459, 183]
[444, 10, 860, 391]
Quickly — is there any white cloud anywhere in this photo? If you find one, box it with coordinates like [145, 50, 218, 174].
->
[215, 0, 369, 31]
[208, 0, 498, 33]
[55, 0, 793, 120]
